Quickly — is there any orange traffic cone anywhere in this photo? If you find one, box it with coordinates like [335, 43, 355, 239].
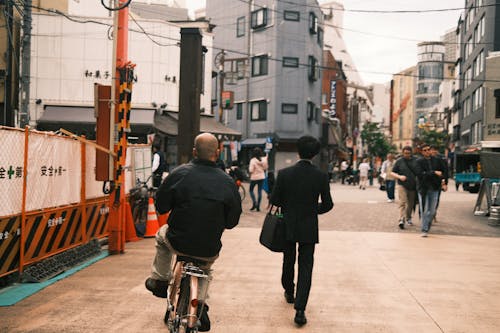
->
[125, 201, 141, 242]
[158, 212, 169, 227]
[144, 197, 160, 238]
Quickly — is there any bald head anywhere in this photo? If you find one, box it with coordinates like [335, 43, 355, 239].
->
[193, 133, 219, 161]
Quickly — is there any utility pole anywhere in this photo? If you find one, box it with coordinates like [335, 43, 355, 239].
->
[215, 50, 225, 123]
[244, 0, 253, 139]
[108, 0, 134, 254]
[177, 27, 203, 165]
[2, 0, 14, 126]
[19, 0, 32, 127]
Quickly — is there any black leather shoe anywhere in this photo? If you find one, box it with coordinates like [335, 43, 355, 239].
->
[284, 291, 295, 304]
[145, 278, 169, 298]
[197, 303, 210, 332]
[294, 310, 307, 326]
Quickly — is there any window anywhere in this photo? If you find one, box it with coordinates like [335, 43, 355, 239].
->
[307, 102, 315, 121]
[463, 97, 470, 118]
[317, 27, 323, 46]
[237, 16, 245, 37]
[284, 10, 300, 21]
[283, 57, 299, 68]
[479, 15, 485, 39]
[236, 60, 246, 79]
[251, 8, 268, 29]
[308, 56, 318, 81]
[282, 103, 298, 114]
[252, 55, 268, 77]
[471, 121, 482, 144]
[495, 89, 500, 118]
[250, 100, 267, 121]
[236, 103, 243, 120]
[309, 12, 318, 34]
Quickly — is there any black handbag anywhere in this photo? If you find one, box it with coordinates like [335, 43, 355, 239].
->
[259, 206, 286, 252]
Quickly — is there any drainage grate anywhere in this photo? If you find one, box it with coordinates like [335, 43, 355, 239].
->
[22, 239, 102, 283]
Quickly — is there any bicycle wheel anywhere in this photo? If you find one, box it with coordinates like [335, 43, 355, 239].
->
[176, 277, 191, 332]
[238, 185, 246, 201]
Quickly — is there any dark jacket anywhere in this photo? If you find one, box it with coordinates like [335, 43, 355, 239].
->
[392, 156, 417, 191]
[153, 151, 167, 176]
[270, 160, 334, 243]
[415, 156, 448, 194]
[155, 158, 242, 257]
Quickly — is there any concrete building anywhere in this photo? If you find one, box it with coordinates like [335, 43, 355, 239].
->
[483, 51, 500, 142]
[391, 66, 416, 150]
[456, 0, 499, 149]
[205, 0, 324, 171]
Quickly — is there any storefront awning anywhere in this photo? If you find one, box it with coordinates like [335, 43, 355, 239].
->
[37, 105, 155, 138]
[154, 112, 241, 140]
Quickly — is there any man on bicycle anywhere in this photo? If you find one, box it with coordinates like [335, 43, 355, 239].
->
[145, 132, 242, 331]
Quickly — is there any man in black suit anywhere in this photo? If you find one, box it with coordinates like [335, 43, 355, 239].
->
[270, 136, 334, 326]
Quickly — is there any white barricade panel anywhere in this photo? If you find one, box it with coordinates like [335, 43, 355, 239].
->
[0, 129, 25, 216]
[26, 134, 81, 211]
[85, 144, 105, 199]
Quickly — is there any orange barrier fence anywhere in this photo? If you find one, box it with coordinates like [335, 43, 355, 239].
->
[0, 126, 111, 278]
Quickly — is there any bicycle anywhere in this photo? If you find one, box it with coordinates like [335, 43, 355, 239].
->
[165, 256, 211, 333]
[129, 175, 154, 236]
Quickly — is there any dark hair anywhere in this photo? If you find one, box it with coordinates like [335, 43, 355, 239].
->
[297, 135, 320, 159]
[153, 143, 161, 151]
[252, 147, 263, 161]
[402, 146, 412, 153]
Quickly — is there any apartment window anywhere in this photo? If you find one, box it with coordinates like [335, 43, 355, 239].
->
[282, 103, 298, 114]
[463, 97, 470, 118]
[309, 12, 318, 34]
[250, 100, 267, 121]
[236, 103, 243, 120]
[479, 15, 485, 39]
[283, 57, 299, 68]
[308, 56, 318, 81]
[284, 10, 300, 21]
[471, 121, 482, 144]
[236, 60, 246, 79]
[307, 102, 315, 121]
[237, 16, 245, 37]
[252, 55, 268, 77]
[317, 27, 323, 46]
[251, 8, 268, 29]
[495, 89, 500, 118]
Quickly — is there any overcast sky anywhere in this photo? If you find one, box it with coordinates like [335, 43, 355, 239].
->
[186, 0, 464, 84]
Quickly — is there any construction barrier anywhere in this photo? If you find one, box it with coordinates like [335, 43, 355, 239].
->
[0, 126, 154, 278]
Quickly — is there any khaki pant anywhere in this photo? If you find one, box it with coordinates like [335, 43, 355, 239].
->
[151, 224, 215, 300]
[397, 185, 417, 221]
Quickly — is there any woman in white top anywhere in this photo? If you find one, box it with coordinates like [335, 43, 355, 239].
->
[248, 147, 268, 211]
[358, 158, 371, 190]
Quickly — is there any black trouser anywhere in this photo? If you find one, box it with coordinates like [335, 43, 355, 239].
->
[281, 241, 315, 311]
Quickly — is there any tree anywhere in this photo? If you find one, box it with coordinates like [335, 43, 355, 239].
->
[360, 122, 395, 158]
[418, 129, 449, 153]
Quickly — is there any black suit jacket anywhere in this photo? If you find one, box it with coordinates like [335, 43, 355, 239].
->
[270, 160, 334, 243]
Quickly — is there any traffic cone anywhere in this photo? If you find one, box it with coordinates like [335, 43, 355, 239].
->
[158, 211, 169, 227]
[125, 201, 141, 242]
[144, 197, 160, 238]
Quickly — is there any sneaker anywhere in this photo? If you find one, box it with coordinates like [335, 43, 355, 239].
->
[145, 278, 169, 298]
[398, 220, 405, 230]
[407, 219, 413, 225]
[387, 199, 394, 203]
[421, 232, 428, 237]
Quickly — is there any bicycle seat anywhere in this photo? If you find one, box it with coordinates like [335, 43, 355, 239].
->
[176, 255, 209, 267]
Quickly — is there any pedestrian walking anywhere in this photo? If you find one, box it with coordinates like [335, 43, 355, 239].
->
[358, 158, 370, 190]
[151, 144, 167, 188]
[381, 153, 396, 202]
[415, 143, 448, 237]
[248, 147, 268, 211]
[270, 135, 334, 327]
[430, 145, 448, 223]
[340, 160, 349, 184]
[390, 146, 418, 230]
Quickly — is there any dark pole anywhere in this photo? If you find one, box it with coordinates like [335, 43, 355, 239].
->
[20, 0, 31, 127]
[177, 28, 202, 165]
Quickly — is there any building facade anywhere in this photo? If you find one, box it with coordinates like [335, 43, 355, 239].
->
[391, 66, 416, 150]
[206, 0, 324, 171]
[456, 0, 499, 149]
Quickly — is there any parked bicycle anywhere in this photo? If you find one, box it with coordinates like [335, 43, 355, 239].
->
[165, 256, 211, 333]
[128, 175, 154, 237]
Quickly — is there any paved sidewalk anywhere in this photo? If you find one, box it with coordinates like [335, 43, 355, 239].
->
[1, 183, 500, 332]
